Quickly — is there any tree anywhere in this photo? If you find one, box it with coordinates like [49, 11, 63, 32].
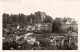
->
[27, 13, 35, 24]
[3, 13, 10, 24]
[43, 15, 53, 23]
[18, 14, 27, 25]
[63, 17, 67, 24]
[52, 18, 62, 33]
[11, 14, 19, 24]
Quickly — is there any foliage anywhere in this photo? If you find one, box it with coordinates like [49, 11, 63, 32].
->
[52, 18, 62, 33]
[3, 11, 53, 27]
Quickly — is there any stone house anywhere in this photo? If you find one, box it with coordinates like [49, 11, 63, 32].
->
[49, 33, 65, 46]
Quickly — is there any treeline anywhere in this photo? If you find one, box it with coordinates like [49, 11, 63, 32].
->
[2, 11, 53, 25]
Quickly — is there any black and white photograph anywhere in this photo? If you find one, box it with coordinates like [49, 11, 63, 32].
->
[1, 0, 79, 50]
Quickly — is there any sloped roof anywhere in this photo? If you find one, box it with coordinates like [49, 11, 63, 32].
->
[66, 22, 71, 24]
[50, 33, 65, 36]
[70, 32, 78, 36]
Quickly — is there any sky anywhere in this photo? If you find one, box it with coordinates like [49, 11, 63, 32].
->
[1, 0, 80, 20]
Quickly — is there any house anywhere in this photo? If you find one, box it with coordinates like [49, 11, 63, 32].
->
[61, 18, 78, 32]
[69, 32, 78, 45]
[16, 36, 21, 41]
[3, 28, 9, 34]
[63, 32, 78, 47]
[17, 25, 20, 29]
[26, 25, 36, 31]
[4, 34, 16, 42]
[16, 35, 25, 44]
[49, 33, 65, 46]
[24, 33, 33, 39]
[35, 23, 52, 32]
[24, 36, 36, 45]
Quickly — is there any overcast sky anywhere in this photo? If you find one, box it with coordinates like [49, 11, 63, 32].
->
[1, 0, 80, 20]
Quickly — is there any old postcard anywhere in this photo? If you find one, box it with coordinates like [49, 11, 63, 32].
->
[0, 0, 80, 52]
